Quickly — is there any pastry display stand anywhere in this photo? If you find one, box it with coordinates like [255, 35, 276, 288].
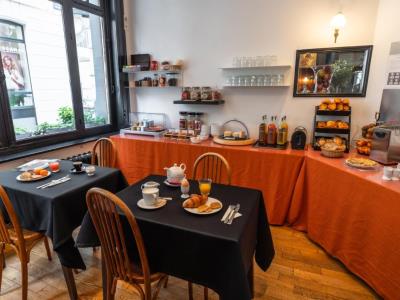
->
[312, 106, 351, 153]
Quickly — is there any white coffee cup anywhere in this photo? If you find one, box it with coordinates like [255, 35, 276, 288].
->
[392, 168, 400, 181]
[141, 181, 160, 189]
[383, 166, 394, 180]
[142, 187, 159, 206]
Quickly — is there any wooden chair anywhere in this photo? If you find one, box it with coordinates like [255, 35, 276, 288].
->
[191, 152, 231, 300]
[86, 187, 168, 300]
[193, 152, 231, 185]
[91, 138, 117, 168]
[0, 186, 52, 300]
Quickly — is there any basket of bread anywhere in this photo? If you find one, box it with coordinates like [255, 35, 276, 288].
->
[320, 137, 346, 158]
[182, 194, 223, 215]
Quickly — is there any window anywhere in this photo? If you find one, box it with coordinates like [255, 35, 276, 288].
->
[73, 9, 110, 128]
[0, 0, 127, 155]
[0, 11, 75, 141]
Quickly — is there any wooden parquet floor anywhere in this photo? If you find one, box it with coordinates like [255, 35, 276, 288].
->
[0, 226, 381, 299]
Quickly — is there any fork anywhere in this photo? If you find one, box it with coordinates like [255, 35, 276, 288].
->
[222, 205, 235, 223]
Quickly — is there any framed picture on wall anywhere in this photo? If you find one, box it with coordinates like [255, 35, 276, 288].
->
[293, 45, 373, 97]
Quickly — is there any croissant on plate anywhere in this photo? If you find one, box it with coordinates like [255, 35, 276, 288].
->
[183, 194, 207, 208]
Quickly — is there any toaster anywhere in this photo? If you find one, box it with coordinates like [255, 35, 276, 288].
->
[370, 126, 400, 164]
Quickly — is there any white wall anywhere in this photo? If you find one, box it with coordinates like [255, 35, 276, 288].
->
[364, 0, 400, 128]
[124, 0, 380, 138]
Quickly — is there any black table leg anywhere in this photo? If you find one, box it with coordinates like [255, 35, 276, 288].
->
[62, 266, 78, 300]
[247, 261, 254, 298]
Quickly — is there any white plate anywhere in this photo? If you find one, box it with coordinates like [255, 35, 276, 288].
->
[163, 180, 180, 187]
[137, 198, 167, 210]
[345, 159, 378, 170]
[16, 171, 51, 182]
[183, 197, 223, 215]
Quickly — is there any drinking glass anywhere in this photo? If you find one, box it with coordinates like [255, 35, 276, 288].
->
[236, 76, 244, 86]
[250, 57, 257, 67]
[250, 75, 257, 86]
[231, 76, 237, 86]
[244, 76, 251, 86]
[264, 74, 271, 86]
[263, 56, 270, 66]
[198, 178, 212, 198]
[277, 74, 284, 85]
[240, 57, 247, 68]
[271, 74, 278, 85]
[226, 77, 232, 86]
[257, 75, 264, 86]
[270, 55, 278, 65]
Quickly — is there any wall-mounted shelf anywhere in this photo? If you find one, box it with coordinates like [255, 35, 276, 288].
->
[220, 65, 291, 71]
[122, 68, 182, 75]
[125, 86, 182, 89]
[173, 100, 225, 105]
[223, 85, 290, 88]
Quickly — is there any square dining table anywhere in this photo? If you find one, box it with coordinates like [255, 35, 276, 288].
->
[0, 160, 126, 299]
[77, 174, 275, 300]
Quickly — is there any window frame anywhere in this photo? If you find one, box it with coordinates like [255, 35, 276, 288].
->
[0, 0, 128, 156]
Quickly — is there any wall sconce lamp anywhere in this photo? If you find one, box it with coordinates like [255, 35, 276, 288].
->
[331, 12, 346, 43]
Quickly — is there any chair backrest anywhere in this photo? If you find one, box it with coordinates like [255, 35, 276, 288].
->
[193, 152, 231, 185]
[91, 138, 117, 168]
[0, 186, 26, 250]
[86, 188, 152, 297]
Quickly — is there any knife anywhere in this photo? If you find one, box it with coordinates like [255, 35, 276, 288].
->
[36, 176, 69, 189]
[221, 205, 234, 222]
[44, 177, 71, 188]
[227, 204, 240, 225]
[224, 204, 238, 224]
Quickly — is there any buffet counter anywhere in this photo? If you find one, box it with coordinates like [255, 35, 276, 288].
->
[111, 134, 400, 299]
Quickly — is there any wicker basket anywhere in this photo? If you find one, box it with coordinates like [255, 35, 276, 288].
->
[321, 148, 345, 158]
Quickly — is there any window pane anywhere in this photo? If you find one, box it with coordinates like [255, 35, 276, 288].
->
[73, 9, 110, 128]
[0, 1, 75, 140]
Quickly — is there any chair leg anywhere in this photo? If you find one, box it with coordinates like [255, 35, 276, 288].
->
[21, 260, 28, 300]
[163, 275, 169, 288]
[188, 282, 194, 300]
[106, 272, 116, 300]
[204, 287, 209, 300]
[0, 244, 4, 292]
[43, 237, 52, 261]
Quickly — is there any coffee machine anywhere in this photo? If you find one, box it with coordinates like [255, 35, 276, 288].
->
[370, 126, 400, 164]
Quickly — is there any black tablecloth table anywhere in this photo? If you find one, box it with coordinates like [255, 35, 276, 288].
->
[77, 175, 275, 300]
[0, 160, 126, 269]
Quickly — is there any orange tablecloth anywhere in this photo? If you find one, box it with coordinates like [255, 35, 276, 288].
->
[289, 151, 400, 299]
[111, 134, 305, 225]
[111, 134, 400, 299]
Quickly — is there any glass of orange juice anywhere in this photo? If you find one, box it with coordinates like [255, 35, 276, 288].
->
[198, 178, 212, 198]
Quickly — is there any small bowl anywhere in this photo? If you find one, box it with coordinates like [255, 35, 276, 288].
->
[190, 137, 201, 144]
[85, 165, 96, 176]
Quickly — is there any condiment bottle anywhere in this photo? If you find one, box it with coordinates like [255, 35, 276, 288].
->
[259, 115, 267, 145]
[277, 116, 288, 145]
[267, 116, 277, 145]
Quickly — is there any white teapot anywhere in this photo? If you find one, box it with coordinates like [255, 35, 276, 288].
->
[164, 163, 186, 184]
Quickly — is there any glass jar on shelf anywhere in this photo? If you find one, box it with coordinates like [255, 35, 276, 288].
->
[201, 87, 212, 100]
[152, 74, 159, 87]
[194, 112, 203, 135]
[190, 87, 201, 101]
[166, 73, 178, 86]
[181, 87, 191, 100]
[179, 111, 188, 130]
[159, 74, 166, 87]
[187, 112, 196, 130]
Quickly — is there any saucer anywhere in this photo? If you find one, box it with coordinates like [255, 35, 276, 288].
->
[70, 167, 86, 174]
[137, 198, 167, 210]
[164, 180, 180, 187]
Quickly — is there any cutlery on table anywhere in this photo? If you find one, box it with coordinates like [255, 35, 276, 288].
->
[226, 204, 241, 225]
[37, 176, 70, 189]
[221, 205, 234, 222]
